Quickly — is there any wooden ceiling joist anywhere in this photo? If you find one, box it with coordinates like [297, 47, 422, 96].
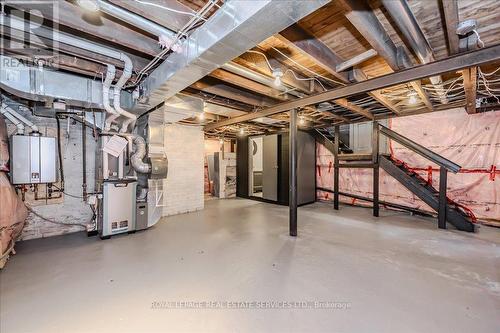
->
[209, 69, 291, 102]
[9, 1, 161, 57]
[278, 24, 401, 117]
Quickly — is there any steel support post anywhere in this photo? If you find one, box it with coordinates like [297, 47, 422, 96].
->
[289, 109, 298, 236]
[372, 121, 379, 217]
[333, 125, 340, 210]
[438, 166, 447, 229]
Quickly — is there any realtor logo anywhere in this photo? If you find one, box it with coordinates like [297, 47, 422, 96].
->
[1, 1, 60, 68]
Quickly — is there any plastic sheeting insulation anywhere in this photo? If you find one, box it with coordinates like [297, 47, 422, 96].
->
[316, 108, 500, 222]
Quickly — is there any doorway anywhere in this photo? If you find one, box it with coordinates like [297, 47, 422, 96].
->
[248, 135, 278, 201]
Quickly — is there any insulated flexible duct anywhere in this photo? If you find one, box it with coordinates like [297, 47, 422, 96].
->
[130, 136, 151, 174]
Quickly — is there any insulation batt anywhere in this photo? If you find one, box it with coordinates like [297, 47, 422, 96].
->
[0, 172, 27, 268]
[316, 109, 500, 222]
[0, 117, 8, 171]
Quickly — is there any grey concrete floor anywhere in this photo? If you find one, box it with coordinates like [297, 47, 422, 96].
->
[1, 199, 499, 333]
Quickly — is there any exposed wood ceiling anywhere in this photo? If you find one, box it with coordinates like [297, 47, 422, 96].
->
[2, 0, 500, 138]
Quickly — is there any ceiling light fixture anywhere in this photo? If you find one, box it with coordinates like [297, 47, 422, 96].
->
[272, 68, 283, 87]
[239, 127, 245, 135]
[407, 90, 418, 105]
[299, 117, 305, 126]
[77, 0, 100, 12]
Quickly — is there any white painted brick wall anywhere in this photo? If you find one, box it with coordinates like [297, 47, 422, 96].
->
[162, 124, 204, 216]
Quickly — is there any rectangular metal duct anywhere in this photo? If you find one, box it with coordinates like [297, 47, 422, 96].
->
[136, 0, 330, 111]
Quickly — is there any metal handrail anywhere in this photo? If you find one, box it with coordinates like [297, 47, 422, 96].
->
[378, 124, 461, 173]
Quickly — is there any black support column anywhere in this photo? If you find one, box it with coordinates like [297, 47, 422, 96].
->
[438, 167, 447, 229]
[289, 109, 298, 236]
[372, 121, 379, 217]
[333, 125, 340, 210]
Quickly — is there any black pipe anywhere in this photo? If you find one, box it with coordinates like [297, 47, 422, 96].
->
[55, 116, 65, 188]
[289, 108, 298, 237]
[82, 113, 87, 200]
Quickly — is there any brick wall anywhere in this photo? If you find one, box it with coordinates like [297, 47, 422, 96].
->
[162, 124, 204, 216]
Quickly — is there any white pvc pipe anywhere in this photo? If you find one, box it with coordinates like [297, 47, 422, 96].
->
[1, 106, 24, 134]
[5, 15, 136, 131]
[103, 65, 118, 131]
[1, 102, 38, 132]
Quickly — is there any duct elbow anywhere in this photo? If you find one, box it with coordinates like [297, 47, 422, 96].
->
[130, 136, 151, 174]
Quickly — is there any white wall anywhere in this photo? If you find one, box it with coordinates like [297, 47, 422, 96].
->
[162, 124, 204, 216]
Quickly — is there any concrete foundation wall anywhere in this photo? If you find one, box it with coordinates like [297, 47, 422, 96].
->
[5, 108, 96, 240]
[162, 124, 204, 216]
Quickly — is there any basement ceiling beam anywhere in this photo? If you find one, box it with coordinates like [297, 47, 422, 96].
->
[8, 1, 161, 56]
[204, 44, 500, 130]
[341, 0, 434, 113]
[440, 0, 477, 114]
[209, 69, 291, 101]
[137, 0, 329, 111]
[191, 78, 278, 107]
[441, 0, 460, 55]
[278, 23, 401, 116]
[336, 49, 378, 72]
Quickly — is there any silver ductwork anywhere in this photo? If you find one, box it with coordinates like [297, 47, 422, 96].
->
[130, 136, 151, 174]
[2, 15, 136, 127]
[96, 0, 175, 41]
[380, 0, 447, 103]
[136, 0, 330, 111]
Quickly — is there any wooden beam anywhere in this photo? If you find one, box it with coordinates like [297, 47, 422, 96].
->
[441, 0, 460, 55]
[463, 66, 477, 114]
[10, 1, 161, 56]
[203, 44, 500, 130]
[278, 24, 401, 116]
[191, 78, 279, 107]
[209, 69, 290, 101]
[336, 49, 378, 72]
[410, 81, 435, 111]
[335, 98, 374, 120]
[277, 24, 349, 82]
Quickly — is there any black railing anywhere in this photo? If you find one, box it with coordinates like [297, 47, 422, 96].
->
[378, 124, 461, 173]
[327, 122, 464, 230]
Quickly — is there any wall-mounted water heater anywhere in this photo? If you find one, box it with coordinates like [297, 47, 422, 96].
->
[10, 134, 57, 184]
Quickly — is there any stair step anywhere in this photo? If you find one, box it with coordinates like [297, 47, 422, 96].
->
[379, 156, 474, 232]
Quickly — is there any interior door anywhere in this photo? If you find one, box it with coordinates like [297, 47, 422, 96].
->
[262, 134, 278, 201]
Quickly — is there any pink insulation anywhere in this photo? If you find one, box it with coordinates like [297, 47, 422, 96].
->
[1, 172, 27, 267]
[316, 109, 500, 222]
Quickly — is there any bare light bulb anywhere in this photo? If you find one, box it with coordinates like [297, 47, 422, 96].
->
[272, 68, 283, 87]
[273, 76, 281, 87]
[77, 0, 100, 12]
[299, 117, 305, 126]
[219, 139, 224, 145]
[198, 112, 205, 120]
[239, 128, 245, 135]
[407, 91, 418, 105]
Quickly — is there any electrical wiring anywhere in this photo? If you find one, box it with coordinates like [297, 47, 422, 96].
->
[270, 46, 347, 86]
[130, 0, 219, 86]
[133, 0, 208, 20]
[26, 205, 89, 230]
[247, 50, 276, 72]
